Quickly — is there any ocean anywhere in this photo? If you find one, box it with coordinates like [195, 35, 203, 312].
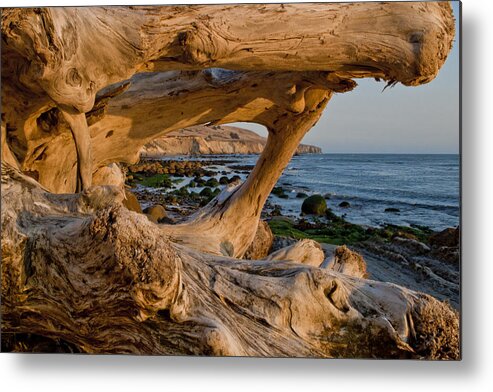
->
[148, 153, 460, 231]
[200, 153, 460, 231]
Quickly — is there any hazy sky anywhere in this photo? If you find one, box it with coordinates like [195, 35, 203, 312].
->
[232, 1, 460, 154]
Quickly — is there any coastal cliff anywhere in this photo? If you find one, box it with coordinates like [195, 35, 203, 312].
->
[141, 125, 322, 156]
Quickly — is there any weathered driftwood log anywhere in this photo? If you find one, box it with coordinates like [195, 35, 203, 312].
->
[2, 3, 454, 193]
[8, 69, 349, 193]
[1, 3, 458, 357]
[1, 164, 459, 358]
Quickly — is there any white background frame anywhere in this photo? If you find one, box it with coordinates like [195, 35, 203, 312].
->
[1, 0, 491, 390]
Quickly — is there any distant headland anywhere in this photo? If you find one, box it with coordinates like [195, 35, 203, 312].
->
[141, 125, 322, 156]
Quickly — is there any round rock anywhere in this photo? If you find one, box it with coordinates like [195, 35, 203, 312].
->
[301, 194, 327, 215]
[143, 204, 167, 223]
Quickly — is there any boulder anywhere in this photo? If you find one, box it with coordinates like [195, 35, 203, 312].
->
[270, 205, 283, 216]
[199, 187, 213, 198]
[243, 220, 274, 260]
[269, 216, 296, 225]
[122, 190, 142, 213]
[194, 177, 206, 186]
[385, 207, 400, 213]
[143, 204, 167, 223]
[205, 178, 219, 187]
[301, 194, 327, 215]
[338, 201, 350, 208]
[429, 227, 460, 248]
[229, 175, 241, 184]
[272, 186, 288, 198]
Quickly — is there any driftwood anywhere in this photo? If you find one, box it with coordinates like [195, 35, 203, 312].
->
[1, 3, 458, 358]
[2, 3, 455, 193]
[1, 164, 459, 357]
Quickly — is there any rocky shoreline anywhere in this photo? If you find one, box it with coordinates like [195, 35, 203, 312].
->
[125, 157, 460, 309]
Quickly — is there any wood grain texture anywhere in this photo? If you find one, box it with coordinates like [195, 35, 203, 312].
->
[1, 3, 454, 192]
[1, 163, 459, 358]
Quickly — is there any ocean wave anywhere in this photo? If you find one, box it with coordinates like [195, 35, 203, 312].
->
[222, 153, 459, 229]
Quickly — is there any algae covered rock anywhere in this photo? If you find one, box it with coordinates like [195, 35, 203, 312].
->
[199, 187, 213, 197]
[301, 194, 327, 215]
[205, 178, 219, 187]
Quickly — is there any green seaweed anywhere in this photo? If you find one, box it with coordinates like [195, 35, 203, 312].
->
[137, 173, 174, 188]
[268, 215, 434, 246]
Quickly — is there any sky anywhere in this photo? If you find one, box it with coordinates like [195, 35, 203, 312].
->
[232, 1, 460, 154]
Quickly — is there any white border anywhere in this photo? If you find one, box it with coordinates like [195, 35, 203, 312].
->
[2, 0, 493, 391]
